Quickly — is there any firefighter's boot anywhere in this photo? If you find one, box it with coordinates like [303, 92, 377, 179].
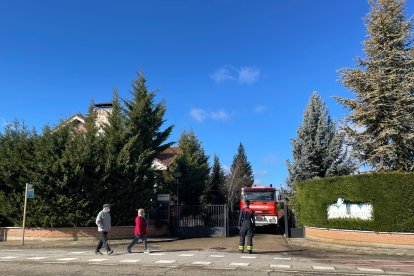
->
[239, 245, 244, 253]
[247, 245, 253, 254]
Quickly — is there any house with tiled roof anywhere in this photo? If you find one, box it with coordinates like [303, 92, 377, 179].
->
[152, 147, 181, 171]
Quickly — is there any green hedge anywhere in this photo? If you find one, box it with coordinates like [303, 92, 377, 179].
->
[295, 172, 414, 232]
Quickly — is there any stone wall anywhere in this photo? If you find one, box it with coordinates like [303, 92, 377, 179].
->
[0, 225, 169, 241]
[305, 226, 414, 247]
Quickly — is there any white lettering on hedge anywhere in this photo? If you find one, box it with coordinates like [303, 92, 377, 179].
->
[327, 198, 373, 220]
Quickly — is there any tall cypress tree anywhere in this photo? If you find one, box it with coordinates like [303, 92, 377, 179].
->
[336, 0, 414, 171]
[225, 143, 254, 211]
[201, 155, 226, 205]
[168, 130, 210, 205]
[287, 92, 356, 191]
[118, 70, 173, 222]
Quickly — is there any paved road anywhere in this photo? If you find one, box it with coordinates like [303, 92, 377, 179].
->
[1, 235, 414, 276]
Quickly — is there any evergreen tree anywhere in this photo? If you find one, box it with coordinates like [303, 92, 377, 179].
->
[225, 143, 254, 211]
[336, 0, 414, 171]
[118, 70, 173, 223]
[201, 155, 226, 205]
[286, 92, 356, 191]
[167, 130, 210, 205]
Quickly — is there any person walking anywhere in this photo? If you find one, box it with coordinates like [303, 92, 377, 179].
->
[238, 199, 255, 254]
[95, 203, 113, 255]
[127, 208, 150, 253]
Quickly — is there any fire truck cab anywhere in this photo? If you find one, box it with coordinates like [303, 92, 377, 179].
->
[240, 185, 278, 227]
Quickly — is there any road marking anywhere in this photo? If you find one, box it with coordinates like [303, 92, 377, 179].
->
[27, 257, 48, 260]
[230, 262, 250, 266]
[70, 251, 87, 254]
[192, 261, 212, 265]
[0, 256, 17, 259]
[120, 259, 141, 263]
[56, 258, 78, 261]
[241, 256, 256, 259]
[357, 267, 384, 272]
[155, 260, 176, 264]
[270, 264, 291, 269]
[88, 259, 107, 262]
[209, 255, 225, 258]
[273, 257, 291, 260]
[312, 266, 335, 270]
[178, 254, 194, 257]
[149, 253, 165, 256]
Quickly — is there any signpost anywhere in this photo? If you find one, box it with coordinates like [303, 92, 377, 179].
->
[21, 183, 34, 245]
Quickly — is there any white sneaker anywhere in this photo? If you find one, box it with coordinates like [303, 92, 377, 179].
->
[144, 249, 151, 254]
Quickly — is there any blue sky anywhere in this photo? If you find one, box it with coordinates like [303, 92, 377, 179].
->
[2, 1, 414, 188]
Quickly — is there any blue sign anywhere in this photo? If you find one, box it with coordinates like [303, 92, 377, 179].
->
[27, 184, 34, 199]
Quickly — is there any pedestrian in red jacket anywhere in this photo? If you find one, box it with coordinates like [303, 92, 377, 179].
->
[127, 208, 150, 253]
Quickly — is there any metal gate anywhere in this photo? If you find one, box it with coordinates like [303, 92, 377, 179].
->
[171, 204, 228, 237]
[283, 204, 305, 238]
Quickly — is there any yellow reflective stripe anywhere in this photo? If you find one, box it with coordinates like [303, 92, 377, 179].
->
[247, 245, 253, 250]
[239, 245, 244, 250]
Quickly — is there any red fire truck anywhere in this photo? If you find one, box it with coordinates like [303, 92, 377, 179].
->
[240, 185, 278, 227]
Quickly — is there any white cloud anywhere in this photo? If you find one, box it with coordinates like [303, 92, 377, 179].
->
[239, 67, 260, 84]
[254, 179, 264, 186]
[253, 105, 268, 113]
[222, 164, 230, 174]
[190, 108, 208, 122]
[190, 108, 230, 122]
[210, 65, 260, 85]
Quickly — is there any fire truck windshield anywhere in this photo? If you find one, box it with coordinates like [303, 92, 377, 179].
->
[242, 191, 275, 202]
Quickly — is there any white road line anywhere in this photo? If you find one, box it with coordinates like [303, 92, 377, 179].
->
[149, 253, 165, 256]
[273, 257, 292, 260]
[230, 262, 250, 266]
[192, 261, 212, 265]
[70, 251, 87, 254]
[241, 256, 256, 259]
[357, 267, 384, 272]
[312, 266, 335, 270]
[88, 259, 107, 262]
[27, 257, 48, 260]
[0, 256, 17, 259]
[178, 254, 194, 257]
[209, 255, 225, 258]
[270, 264, 291, 269]
[155, 260, 176, 264]
[120, 259, 141, 263]
[56, 258, 78, 261]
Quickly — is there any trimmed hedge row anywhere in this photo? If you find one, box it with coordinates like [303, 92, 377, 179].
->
[295, 172, 414, 232]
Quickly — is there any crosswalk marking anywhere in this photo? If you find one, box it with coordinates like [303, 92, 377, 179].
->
[312, 266, 335, 270]
[56, 258, 78, 261]
[120, 259, 141, 263]
[149, 253, 165, 256]
[155, 260, 176, 264]
[273, 257, 291, 260]
[241, 256, 256, 259]
[191, 261, 211, 265]
[230, 262, 250, 266]
[209, 255, 224, 258]
[178, 254, 194, 257]
[357, 267, 384, 272]
[27, 257, 48, 260]
[0, 256, 17, 259]
[88, 259, 107, 262]
[70, 251, 87, 254]
[270, 264, 291, 269]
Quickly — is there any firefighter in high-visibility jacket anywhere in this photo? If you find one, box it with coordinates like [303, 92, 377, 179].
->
[238, 199, 255, 254]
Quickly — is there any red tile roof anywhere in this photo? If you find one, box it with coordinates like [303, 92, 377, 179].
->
[154, 147, 181, 167]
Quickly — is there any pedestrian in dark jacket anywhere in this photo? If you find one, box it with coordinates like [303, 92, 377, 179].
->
[127, 208, 150, 253]
[238, 199, 255, 253]
[95, 203, 113, 255]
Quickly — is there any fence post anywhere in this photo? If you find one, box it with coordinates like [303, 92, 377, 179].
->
[225, 204, 228, 237]
[284, 203, 289, 238]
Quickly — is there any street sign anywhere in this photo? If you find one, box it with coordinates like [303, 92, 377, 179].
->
[157, 194, 170, 202]
[27, 184, 34, 199]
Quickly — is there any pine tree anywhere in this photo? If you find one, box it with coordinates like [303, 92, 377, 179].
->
[168, 130, 210, 205]
[201, 155, 226, 205]
[225, 143, 254, 211]
[287, 92, 356, 191]
[118, 70, 173, 223]
[336, 0, 414, 171]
